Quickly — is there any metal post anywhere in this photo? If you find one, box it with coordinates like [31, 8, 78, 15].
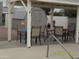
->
[46, 36, 50, 57]
[46, 35, 74, 59]
[52, 35, 74, 59]
[50, 8, 54, 29]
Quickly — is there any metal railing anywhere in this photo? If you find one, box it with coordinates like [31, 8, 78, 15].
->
[46, 35, 74, 59]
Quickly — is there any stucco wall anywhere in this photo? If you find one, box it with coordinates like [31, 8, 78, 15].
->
[47, 16, 68, 29]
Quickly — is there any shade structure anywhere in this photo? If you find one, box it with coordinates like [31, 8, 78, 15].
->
[10, 0, 77, 10]
[7, 0, 79, 47]
[11, 0, 79, 5]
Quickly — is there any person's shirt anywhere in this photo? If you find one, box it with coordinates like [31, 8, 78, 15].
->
[20, 21, 27, 32]
[20, 28, 27, 32]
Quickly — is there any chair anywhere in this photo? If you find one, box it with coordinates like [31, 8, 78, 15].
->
[54, 26, 64, 42]
[31, 26, 41, 45]
[40, 26, 48, 42]
[67, 23, 76, 41]
[63, 29, 68, 41]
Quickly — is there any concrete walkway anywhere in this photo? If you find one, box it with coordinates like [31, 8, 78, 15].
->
[0, 41, 79, 59]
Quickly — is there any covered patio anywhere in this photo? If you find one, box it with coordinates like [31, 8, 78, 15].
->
[6, 0, 79, 47]
[0, 0, 79, 59]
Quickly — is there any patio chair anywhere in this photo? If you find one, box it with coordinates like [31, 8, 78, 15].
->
[31, 26, 41, 45]
[40, 26, 48, 43]
[41, 24, 54, 43]
[67, 23, 76, 41]
[17, 24, 20, 40]
[54, 26, 64, 42]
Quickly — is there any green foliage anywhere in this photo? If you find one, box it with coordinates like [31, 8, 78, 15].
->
[65, 10, 77, 17]
[53, 12, 64, 16]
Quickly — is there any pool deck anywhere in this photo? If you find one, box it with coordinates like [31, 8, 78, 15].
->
[0, 41, 79, 59]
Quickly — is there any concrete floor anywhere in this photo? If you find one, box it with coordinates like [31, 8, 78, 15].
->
[0, 41, 79, 59]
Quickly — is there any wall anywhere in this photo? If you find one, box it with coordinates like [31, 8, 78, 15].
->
[12, 19, 22, 29]
[47, 16, 68, 29]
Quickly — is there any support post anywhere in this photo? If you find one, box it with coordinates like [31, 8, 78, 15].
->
[7, 0, 12, 41]
[20, 0, 32, 47]
[7, 0, 14, 41]
[27, 0, 32, 47]
[50, 8, 54, 29]
[75, 7, 79, 43]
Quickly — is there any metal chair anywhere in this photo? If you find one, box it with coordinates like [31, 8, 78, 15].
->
[67, 23, 76, 41]
[31, 26, 41, 45]
[54, 26, 64, 42]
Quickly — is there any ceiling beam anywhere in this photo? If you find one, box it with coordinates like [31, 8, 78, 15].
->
[12, 0, 77, 10]
[32, 4, 77, 10]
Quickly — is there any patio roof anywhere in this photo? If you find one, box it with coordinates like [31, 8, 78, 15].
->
[11, 0, 79, 5]
[7, 0, 79, 47]
[11, 0, 77, 10]
[32, 0, 79, 6]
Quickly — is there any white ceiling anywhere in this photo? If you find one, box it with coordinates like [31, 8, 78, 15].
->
[33, 0, 79, 5]
[1, 0, 79, 7]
